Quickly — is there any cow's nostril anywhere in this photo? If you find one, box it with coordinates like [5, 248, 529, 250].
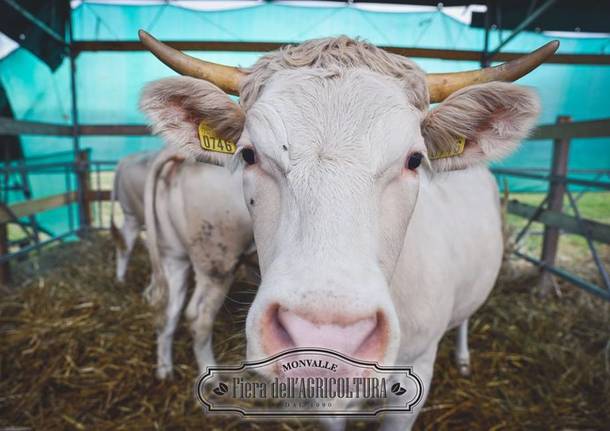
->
[261, 305, 388, 362]
[266, 304, 295, 351]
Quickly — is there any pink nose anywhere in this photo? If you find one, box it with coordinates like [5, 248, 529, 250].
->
[261, 305, 388, 362]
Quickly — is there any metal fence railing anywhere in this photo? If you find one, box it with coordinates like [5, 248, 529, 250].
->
[0, 116, 609, 301]
[491, 115, 610, 301]
[0, 156, 117, 281]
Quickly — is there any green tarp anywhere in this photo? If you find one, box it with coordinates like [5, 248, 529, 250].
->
[1, 2, 608, 234]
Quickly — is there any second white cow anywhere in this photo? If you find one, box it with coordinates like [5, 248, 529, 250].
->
[144, 150, 254, 378]
[111, 150, 254, 378]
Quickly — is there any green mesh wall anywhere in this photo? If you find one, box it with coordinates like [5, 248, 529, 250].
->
[0, 2, 609, 234]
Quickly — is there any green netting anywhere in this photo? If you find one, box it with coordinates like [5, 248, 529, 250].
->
[0, 2, 609, 234]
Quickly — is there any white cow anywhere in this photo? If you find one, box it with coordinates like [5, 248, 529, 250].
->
[110, 150, 158, 283]
[111, 150, 255, 378]
[144, 150, 253, 378]
[139, 32, 555, 429]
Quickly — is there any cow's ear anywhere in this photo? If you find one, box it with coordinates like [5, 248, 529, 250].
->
[140, 77, 245, 167]
[421, 82, 539, 172]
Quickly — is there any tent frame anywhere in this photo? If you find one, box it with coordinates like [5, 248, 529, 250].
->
[481, 0, 558, 66]
[71, 40, 610, 65]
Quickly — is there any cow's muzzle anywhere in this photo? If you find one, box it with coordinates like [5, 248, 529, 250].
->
[261, 304, 389, 363]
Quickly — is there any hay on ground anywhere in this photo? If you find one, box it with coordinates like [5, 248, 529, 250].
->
[0, 232, 609, 430]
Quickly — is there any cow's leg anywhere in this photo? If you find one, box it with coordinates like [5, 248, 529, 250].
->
[143, 277, 155, 304]
[186, 269, 232, 373]
[156, 256, 190, 379]
[379, 346, 437, 431]
[116, 214, 140, 283]
[455, 319, 471, 376]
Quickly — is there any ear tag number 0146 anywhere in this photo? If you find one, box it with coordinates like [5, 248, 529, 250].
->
[198, 121, 237, 155]
[429, 136, 466, 160]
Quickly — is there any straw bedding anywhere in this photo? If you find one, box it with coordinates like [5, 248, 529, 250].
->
[1, 232, 608, 430]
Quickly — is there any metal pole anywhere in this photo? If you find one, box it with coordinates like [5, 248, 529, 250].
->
[77, 150, 92, 226]
[4, 0, 67, 46]
[480, 1, 491, 67]
[487, 0, 557, 61]
[0, 229, 81, 265]
[67, 6, 87, 232]
[18, 159, 40, 244]
[538, 115, 571, 295]
[0, 222, 10, 286]
[565, 189, 610, 292]
[490, 168, 610, 191]
[515, 251, 610, 302]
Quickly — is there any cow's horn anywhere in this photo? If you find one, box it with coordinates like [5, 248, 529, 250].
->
[426, 40, 559, 103]
[138, 30, 243, 95]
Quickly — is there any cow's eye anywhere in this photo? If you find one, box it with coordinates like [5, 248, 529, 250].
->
[241, 148, 256, 165]
[406, 152, 423, 170]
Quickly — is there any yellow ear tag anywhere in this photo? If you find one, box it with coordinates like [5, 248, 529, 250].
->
[198, 121, 237, 155]
[428, 136, 466, 160]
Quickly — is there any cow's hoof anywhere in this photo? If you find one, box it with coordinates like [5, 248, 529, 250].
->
[156, 364, 173, 380]
[457, 362, 471, 377]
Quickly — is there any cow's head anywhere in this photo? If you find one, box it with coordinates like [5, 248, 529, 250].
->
[140, 32, 553, 369]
